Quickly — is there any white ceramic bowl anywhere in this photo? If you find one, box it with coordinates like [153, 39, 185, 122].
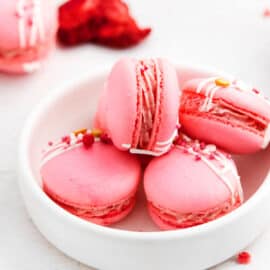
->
[18, 65, 270, 270]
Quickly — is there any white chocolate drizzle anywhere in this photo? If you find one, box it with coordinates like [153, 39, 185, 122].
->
[121, 127, 178, 156]
[41, 133, 81, 167]
[175, 137, 243, 204]
[196, 77, 230, 112]
[153, 128, 178, 152]
[121, 143, 131, 149]
[196, 77, 218, 94]
[16, 0, 45, 49]
[41, 130, 94, 167]
[129, 148, 165, 156]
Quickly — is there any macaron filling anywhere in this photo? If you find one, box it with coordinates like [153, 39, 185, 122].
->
[131, 59, 165, 155]
[134, 59, 157, 148]
[0, 39, 51, 59]
[148, 194, 242, 228]
[0, 42, 52, 72]
[0, 46, 39, 59]
[44, 181, 135, 220]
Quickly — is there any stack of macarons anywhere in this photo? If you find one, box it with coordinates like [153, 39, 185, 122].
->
[40, 57, 270, 230]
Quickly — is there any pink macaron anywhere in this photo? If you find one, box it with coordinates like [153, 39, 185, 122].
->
[40, 129, 142, 226]
[179, 77, 270, 154]
[144, 136, 243, 230]
[0, 0, 57, 74]
[95, 58, 180, 156]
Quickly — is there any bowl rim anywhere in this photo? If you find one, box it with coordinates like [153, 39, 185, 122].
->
[18, 63, 270, 240]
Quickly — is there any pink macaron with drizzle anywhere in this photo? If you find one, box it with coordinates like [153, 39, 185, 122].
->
[95, 58, 180, 156]
[179, 77, 270, 154]
[144, 135, 243, 230]
[0, 0, 57, 74]
[41, 129, 141, 226]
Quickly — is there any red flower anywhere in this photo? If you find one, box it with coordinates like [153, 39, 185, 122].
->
[58, 0, 151, 48]
[82, 133, 95, 148]
[100, 133, 112, 144]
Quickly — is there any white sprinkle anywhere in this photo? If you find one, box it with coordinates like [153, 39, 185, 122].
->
[23, 61, 41, 73]
[205, 144, 217, 152]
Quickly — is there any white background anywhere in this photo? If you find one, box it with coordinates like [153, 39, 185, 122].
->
[1, 0, 270, 269]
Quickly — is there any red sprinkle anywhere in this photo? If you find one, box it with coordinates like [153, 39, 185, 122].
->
[195, 155, 201, 161]
[48, 141, 53, 146]
[100, 133, 112, 144]
[237, 251, 251, 265]
[28, 18, 33, 26]
[179, 140, 187, 147]
[15, 12, 21, 18]
[82, 133, 94, 149]
[183, 149, 189, 154]
[200, 142, 206, 150]
[173, 136, 180, 144]
[252, 88, 260, 94]
[176, 123, 181, 129]
[209, 153, 215, 160]
[62, 135, 71, 144]
[174, 136, 185, 146]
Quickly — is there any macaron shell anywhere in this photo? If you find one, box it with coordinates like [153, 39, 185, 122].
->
[105, 58, 138, 150]
[152, 58, 180, 148]
[93, 86, 108, 130]
[176, 66, 223, 89]
[144, 147, 240, 213]
[83, 201, 135, 225]
[180, 113, 263, 154]
[41, 142, 141, 208]
[0, 0, 57, 50]
[0, 1, 21, 49]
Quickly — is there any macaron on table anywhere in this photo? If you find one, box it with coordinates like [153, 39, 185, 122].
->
[2, 0, 270, 270]
[0, 0, 57, 74]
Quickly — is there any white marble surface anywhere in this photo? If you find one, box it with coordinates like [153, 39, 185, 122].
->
[1, 0, 270, 269]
